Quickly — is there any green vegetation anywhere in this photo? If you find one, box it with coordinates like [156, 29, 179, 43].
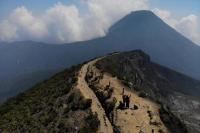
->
[138, 91, 147, 98]
[0, 65, 99, 133]
[121, 79, 130, 87]
[79, 112, 100, 133]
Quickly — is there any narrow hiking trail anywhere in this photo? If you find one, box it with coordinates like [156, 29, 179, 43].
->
[96, 72, 170, 133]
[76, 59, 113, 133]
[76, 56, 170, 133]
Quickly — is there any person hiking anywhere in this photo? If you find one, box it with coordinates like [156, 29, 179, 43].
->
[117, 101, 125, 109]
[121, 88, 127, 106]
[126, 94, 131, 108]
[122, 94, 126, 107]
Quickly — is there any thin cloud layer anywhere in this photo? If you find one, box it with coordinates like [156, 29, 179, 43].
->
[0, 0, 148, 43]
[153, 8, 200, 45]
[0, 0, 199, 45]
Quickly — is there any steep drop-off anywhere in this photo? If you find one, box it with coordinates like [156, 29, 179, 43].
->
[1, 50, 199, 132]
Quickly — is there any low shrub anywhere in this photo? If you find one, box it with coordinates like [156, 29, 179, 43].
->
[138, 91, 147, 98]
[79, 112, 100, 133]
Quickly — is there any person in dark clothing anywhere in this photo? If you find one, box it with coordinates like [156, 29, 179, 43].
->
[122, 94, 126, 107]
[125, 94, 131, 108]
[117, 101, 125, 109]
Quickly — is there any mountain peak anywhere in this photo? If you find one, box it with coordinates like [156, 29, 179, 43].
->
[130, 10, 155, 16]
[108, 10, 160, 35]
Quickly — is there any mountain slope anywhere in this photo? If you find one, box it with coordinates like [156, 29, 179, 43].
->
[0, 64, 100, 132]
[95, 50, 200, 133]
[0, 41, 101, 101]
[76, 58, 113, 133]
[1, 50, 199, 132]
[85, 55, 172, 133]
[0, 70, 57, 102]
[105, 10, 200, 80]
[1, 10, 200, 101]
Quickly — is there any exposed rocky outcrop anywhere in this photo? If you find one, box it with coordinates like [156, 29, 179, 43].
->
[96, 50, 200, 133]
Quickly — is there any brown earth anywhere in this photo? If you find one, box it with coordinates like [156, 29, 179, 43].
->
[75, 57, 170, 133]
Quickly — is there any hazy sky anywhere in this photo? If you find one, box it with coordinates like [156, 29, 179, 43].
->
[0, 0, 199, 45]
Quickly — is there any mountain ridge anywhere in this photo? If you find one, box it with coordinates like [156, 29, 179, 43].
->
[95, 50, 200, 133]
[1, 50, 199, 132]
[1, 10, 200, 101]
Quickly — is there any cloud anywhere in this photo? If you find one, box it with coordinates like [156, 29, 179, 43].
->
[0, 0, 149, 43]
[153, 8, 200, 45]
[7, 6, 48, 41]
[0, 20, 17, 41]
[152, 8, 177, 27]
[0, 6, 48, 42]
[177, 15, 200, 44]
[44, 3, 83, 42]
[0, 1, 199, 45]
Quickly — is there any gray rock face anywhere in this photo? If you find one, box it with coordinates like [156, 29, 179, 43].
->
[167, 93, 200, 133]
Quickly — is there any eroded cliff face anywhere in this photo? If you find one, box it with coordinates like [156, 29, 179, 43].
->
[95, 50, 200, 133]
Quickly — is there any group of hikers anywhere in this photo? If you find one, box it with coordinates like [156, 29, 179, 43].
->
[118, 88, 131, 109]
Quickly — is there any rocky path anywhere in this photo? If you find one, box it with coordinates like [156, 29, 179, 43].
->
[98, 72, 170, 133]
[76, 56, 170, 133]
[76, 59, 113, 133]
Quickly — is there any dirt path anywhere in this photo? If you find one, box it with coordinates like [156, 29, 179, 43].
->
[76, 59, 113, 133]
[98, 72, 170, 133]
[76, 56, 170, 133]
